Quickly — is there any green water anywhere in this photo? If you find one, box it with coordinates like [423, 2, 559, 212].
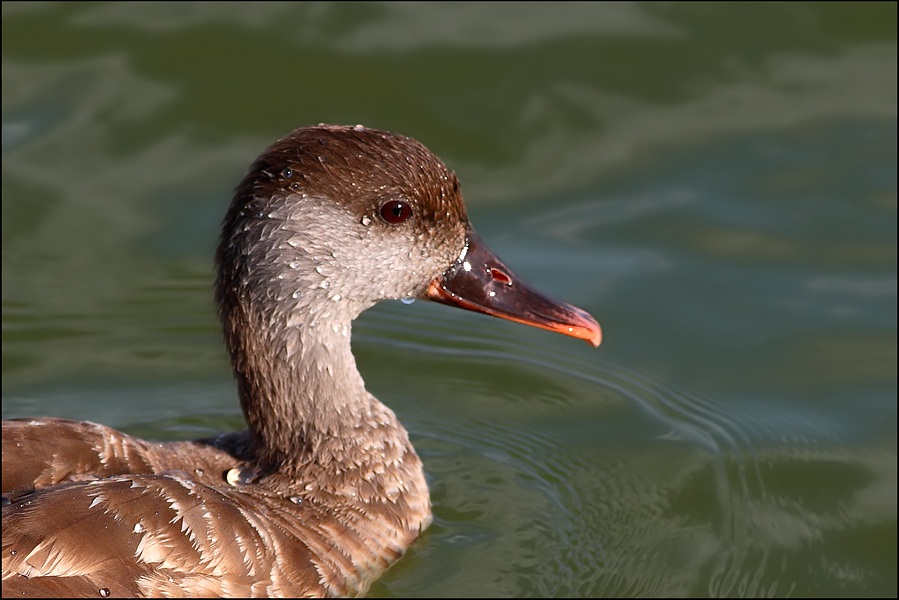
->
[3, 3, 896, 597]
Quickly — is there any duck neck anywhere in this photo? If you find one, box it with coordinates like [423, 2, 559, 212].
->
[228, 308, 413, 485]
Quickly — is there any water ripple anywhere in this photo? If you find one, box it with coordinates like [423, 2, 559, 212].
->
[363, 301, 889, 596]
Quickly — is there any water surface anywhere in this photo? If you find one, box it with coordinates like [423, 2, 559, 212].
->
[3, 3, 896, 597]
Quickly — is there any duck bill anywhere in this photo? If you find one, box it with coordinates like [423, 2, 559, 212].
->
[426, 227, 602, 347]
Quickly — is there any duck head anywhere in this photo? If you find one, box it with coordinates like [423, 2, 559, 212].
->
[217, 124, 601, 351]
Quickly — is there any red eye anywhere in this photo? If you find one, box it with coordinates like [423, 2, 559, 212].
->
[379, 200, 413, 224]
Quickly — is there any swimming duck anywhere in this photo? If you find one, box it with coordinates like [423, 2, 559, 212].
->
[2, 124, 601, 597]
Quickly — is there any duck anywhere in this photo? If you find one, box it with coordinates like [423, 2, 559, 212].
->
[1, 124, 601, 598]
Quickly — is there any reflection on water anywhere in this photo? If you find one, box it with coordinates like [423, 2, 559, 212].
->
[359, 302, 895, 597]
[3, 3, 896, 597]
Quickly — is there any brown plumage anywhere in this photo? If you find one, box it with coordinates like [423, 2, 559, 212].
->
[2, 125, 600, 597]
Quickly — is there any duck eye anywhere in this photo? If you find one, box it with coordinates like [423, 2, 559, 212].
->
[379, 200, 413, 224]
